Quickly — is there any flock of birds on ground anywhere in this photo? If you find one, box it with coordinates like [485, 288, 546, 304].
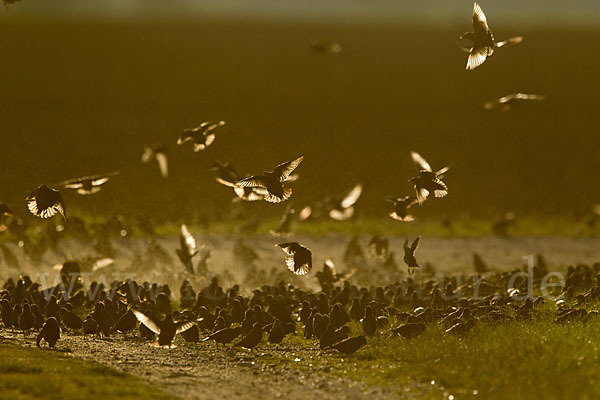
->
[0, 3, 592, 355]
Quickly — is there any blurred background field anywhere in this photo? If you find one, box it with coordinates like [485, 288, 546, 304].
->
[1, 2, 599, 233]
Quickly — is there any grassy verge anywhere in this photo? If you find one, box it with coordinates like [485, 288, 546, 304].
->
[0, 342, 174, 400]
[263, 309, 600, 399]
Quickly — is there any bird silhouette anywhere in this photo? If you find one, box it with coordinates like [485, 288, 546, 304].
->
[403, 236, 421, 274]
[328, 184, 363, 221]
[55, 171, 119, 195]
[141, 144, 169, 178]
[211, 161, 268, 201]
[178, 121, 225, 152]
[235, 156, 303, 203]
[37, 317, 60, 348]
[276, 242, 312, 275]
[234, 322, 263, 351]
[484, 93, 545, 112]
[176, 224, 199, 274]
[133, 310, 195, 348]
[459, 2, 523, 70]
[409, 152, 449, 204]
[385, 196, 417, 222]
[26, 185, 66, 220]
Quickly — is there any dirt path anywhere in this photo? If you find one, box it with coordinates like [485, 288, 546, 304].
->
[1, 330, 401, 400]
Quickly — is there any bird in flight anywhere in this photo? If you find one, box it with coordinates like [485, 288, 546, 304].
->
[133, 310, 195, 348]
[310, 41, 342, 55]
[178, 121, 226, 152]
[55, 171, 119, 195]
[211, 161, 268, 201]
[0, 203, 16, 232]
[459, 3, 523, 70]
[484, 93, 545, 112]
[276, 242, 312, 275]
[26, 185, 66, 221]
[403, 236, 421, 274]
[176, 224, 199, 274]
[141, 144, 169, 178]
[409, 152, 449, 205]
[385, 196, 418, 222]
[329, 184, 363, 221]
[235, 156, 303, 203]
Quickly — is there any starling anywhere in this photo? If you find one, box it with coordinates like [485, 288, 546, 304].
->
[459, 3, 523, 70]
[180, 324, 200, 343]
[234, 322, 263, 351]
[178, 121, 225, 152]
[115, 309, 137, 334]
[211, 161, 268, 201]
[403, 236, 421, 274]
[60, 308, 83, 330]
[1, 299, 12, 328]
[385, 196, 417, 222]
[360, 306, 377, 336]
[203, 326, 243, 346]
[18, 303, 34, 334]
[83, 316, 98, 336]
[133, 311, 195, 348]
[328, 184, 363, 221]
[26, 185, 66, 220]
[37, 317, 60, 348]
[235, 156, 303, 203]
[267, 319, 285, 344]
[409, 152, 449, 204]
[276, 242, 312, 275]
[176, 224, 199, 274]
[331, 335, 367, 355]
[391, 322, 426, 339]
[56, 171, 119, 195]
[141, 144, 169, 178]
[484, 93, 545, 112]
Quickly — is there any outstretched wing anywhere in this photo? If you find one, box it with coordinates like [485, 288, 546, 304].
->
[235, 175, 267, 188]
[411, 236, 421, 252]
[133, 310, 161, 334]
[180, 224, 197, 254]
[472, 2, 489, 35]
[495, 36, 523, 49]
[340, 184, 363, 209]
[467, 46, 489, 70]
[410, 152, 432, 172]
[156, 153, 169, 178]
[176, 321, 196, 335]
[273, 156, 303, 182]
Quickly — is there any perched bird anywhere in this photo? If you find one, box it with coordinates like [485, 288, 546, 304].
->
[385, 196, 417, 222]
[459, 2, 523, 70]
[141, 144, 169, 178]
[391, 322, 426, 339]
[18, 303, 34, 334]
[484, 93, 545, 112]
[26, 185, 66, 220]
[403, 236, 421, 274]
[409, 152, 449, 204]
[329, 184, 363, 221]
[330, 335, 367, 355]
[176, 224, 199, 274]
[267, 319, 285, 344]
[60, 308, 83, 330]
[276, 242, 312, 275]
[311, 41, 342, 54]
[36, 317, 60, 348]
[55, 172, 119, 195]
[178, 121, 226, 152]
[133, 311, 195, 348]
[234, 322, 263, 352]
[235, 156, 303, 203]
[211, 161, 268, 201]
[269, 204, 295, 236]
[203, 326, 243, 347]
[360, 306, 377, 336]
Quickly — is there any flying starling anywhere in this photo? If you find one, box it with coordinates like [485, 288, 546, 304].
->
[385, 196, 417, 222]
[484, 93, 545, 112]
[329, 184, 363, 221]
[141, 144, 169, 178]
[55, 171, 119, 195]
[403, 236, 421, 274]
[235, 156, 303, 203]
[409, 152, 449, 204]
[26, 185, 66, 220]
[459, 3, 523, 70]
[178, 120, 226, 152]
[276, 242, 312, 276]
[211, 161, 268, 201]
[176, 224, 199, 274]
